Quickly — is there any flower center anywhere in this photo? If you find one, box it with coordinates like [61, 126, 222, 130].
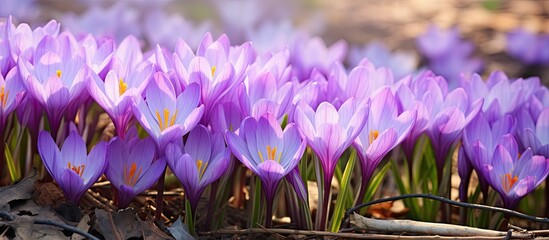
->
[56, 70, 62, 78]
[368, 130, 379, 145]
[155, 108, 178, 131]
[258, 145, 281, 163]
[500, 173, 518, 193]
[0, 86, 8, 108]
[123, 162, 142, 187]
[196, 159, 208, 178]
[211, 66, 216, 77]
[67, 162, 85, 178]
[119, 78, 127, 96]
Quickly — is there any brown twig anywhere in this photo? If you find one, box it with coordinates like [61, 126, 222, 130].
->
[350, 213, 533, 238]
[106, 210, 123, 240]
[199, 228, 526, 239]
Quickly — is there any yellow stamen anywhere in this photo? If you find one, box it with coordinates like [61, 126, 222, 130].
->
[500, 173, 519, 193]
[123, 162, 142, 187]
[163, 109, 169, 130]
[67, 162, 85, 178]
[211, 66, 216, 76]
[0, 86, 7, 108]
[368, 130, 379, 145]
[155, 108, 178, 131]
[260, 146, 281, 162]
[56, 70, 62, 78]
[119, 78, 127, 96]
[258, 151, 265, 162]
[196, 160, 208, 177]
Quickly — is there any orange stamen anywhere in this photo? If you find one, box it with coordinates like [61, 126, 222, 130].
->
[56, 70, 62, 78]
[369, 130, 379, 145]
[500, 173, 519, 193]
[123, 162, 142, 187]
[0, 86, 7, 108]
[67, 162, 85, 178]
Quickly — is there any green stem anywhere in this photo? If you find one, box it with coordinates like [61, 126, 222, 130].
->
[185, 198, 196, 236]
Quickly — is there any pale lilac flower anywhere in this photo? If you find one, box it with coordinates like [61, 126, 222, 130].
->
[18, 34, 88, 135]
[87, 63, 153, 138]
[353, 88, 416, 201]
[132, 72, 203, 150]
[226, 114, 306, 227]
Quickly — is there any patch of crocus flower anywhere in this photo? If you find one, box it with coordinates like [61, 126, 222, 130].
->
[2, 14, 549, 234]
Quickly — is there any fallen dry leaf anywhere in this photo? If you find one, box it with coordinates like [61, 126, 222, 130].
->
[95, 208, 173, 240]
[366, 201, 409, 219]
[0, 171, 36, 211]
[71, 214, 91, 240]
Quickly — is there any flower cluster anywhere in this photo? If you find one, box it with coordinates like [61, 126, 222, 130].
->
[1, 15, 548, 232]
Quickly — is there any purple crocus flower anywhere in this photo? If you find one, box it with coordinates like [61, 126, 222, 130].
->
[348, 42, 417, 80]
[18, 35, 88, 136]
[87, 63, 153, 138]
[290, 36, 347, 81]
[517, 108, 549, 157]
[506, 28, 549, 65]
[37, 130, 107, 204]
[173, 33, 255, 123]
[226, 114, 307, 227]
[353, 88, 416, 202]
[4, 16, 60, 71]
[132, 72, 204, 151]
[105, 137, 166, 208]
[416, 25, 482, 88]
[0, 67, 25, 130]
[294, 97, 368, 229]
[481, 138, 549, 209]
[462, 112, 515, 199]
[165, 125, 231, 213]
[461, 71, 539, 123]
[80, 34, 114, 78]
[411, 73, 483, 178]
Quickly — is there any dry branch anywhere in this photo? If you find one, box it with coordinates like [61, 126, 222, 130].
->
[350, 212, 533, 238]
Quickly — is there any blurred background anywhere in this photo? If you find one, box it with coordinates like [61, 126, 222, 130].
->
[2, 0, 548, 82]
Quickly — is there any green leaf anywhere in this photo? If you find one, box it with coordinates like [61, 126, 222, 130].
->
[184, 198, 196, 236]
[328, 149, 356, 232]
[5, 144, 20, 183]
[250, 176, 263, 228]
[363, 161, 391, 203]
[391, 159, 420, 218]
